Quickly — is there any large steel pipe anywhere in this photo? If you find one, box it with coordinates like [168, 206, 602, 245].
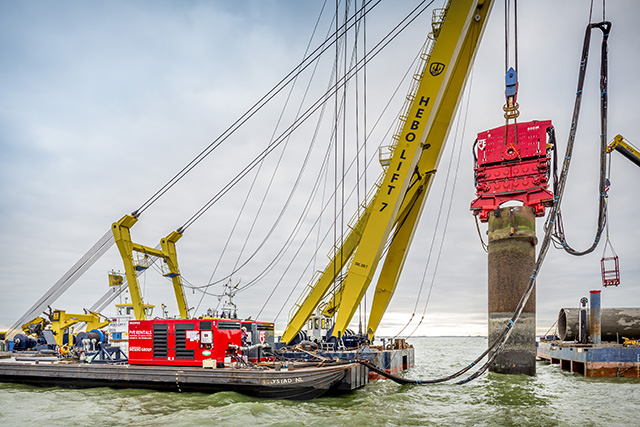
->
[558, 307, 640, 341]
[488, 206, 537, 376]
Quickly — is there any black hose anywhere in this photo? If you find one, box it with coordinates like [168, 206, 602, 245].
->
[551, 21, 611, 256]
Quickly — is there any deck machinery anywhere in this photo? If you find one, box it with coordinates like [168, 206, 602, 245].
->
[128, 319, 275, 367]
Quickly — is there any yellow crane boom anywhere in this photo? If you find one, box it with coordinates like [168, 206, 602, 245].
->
[607, 134, 640, 168]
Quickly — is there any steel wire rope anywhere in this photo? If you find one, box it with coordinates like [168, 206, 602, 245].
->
[362, 0, 369, 330]
[255, 156, 333, 320]
[268, 82, 417, 324]
[354, 0, 362, 218]
[132, 0, 383, 218]
[194, 0, 331, 315]
[339, 0, 350, 320]
[226, 1, 337, 280]
[269, 132, 384, 324]
[179, 0, 433, 233]
[198, 5, 359, 295]
[268, 108, 404, 324]
[190, 20, 426, 296]
[236, 8, 370, 296]
[236, 8, 431, 297]
[179, 0, 437, 297]
[355, 0, 362, 331]
[392, 70, 474, 340]
[332, 0, 340, 320]
[262, 37, 432, 322]
[8, 229, 115, 335]
[503, 0, 518, 74]
[351, 0, 368, 332]
[242, 85, 384, 299]
[269, 45, 423, 324]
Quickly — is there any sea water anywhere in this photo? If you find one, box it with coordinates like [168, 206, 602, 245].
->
[1, 337, 638, 426]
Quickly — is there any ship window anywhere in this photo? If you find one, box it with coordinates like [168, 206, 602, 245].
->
[126, 307, 133, 316]
[321, 318, 326, 329]
[314, 319, 320, 329]
[117, 307, 124, 315]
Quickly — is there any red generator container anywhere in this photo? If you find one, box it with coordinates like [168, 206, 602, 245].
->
[128, 319, 241, 366]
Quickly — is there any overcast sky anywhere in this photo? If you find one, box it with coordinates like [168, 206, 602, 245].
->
[1, 0, 638, 338]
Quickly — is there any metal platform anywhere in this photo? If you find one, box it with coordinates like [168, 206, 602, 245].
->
[0, 358, 368, 400]
[537, 341, 640, 378]
[278, 345, 415, 380]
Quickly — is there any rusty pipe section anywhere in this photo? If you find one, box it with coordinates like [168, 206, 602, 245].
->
[488, 206, 537, 376]
[590, 290, 602, 344]
[558, 307, 640, 341]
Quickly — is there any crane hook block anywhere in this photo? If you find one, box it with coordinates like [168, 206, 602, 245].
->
[505, 67, 518, 99]
[470, 120, 555, 222]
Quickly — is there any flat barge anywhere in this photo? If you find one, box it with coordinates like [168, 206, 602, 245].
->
[0, 356, 368, 400]
[0, 319, 417, 399]
[537, 341, 640, 378]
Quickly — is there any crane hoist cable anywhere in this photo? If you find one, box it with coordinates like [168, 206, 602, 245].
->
[502, 0, 521, 156]
[164, 13, 432, 304]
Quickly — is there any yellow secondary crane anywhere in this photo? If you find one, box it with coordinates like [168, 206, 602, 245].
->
[21, 309, 110, 347]
[111, 214, 189, 320]
[607, 134, 640, 168]
[281, 0, 495, 343]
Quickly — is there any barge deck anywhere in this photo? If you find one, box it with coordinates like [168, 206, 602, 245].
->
[0, 356, 368, 400]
